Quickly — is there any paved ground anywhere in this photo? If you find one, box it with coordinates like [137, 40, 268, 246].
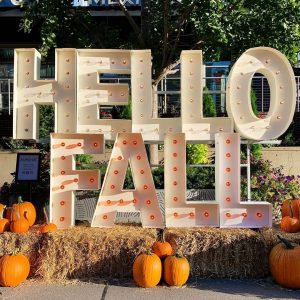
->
[1, 278, 300, 300]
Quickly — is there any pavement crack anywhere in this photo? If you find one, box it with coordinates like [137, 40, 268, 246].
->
[101, 284, 109, 300]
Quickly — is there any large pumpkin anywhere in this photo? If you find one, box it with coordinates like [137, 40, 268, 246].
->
[133, 252, 162, 288]
[282, 199, 300, 220]
[163, 254, 190, 286]
[10, 197, 36, 226]
[0, 253, 30, 287]
[269, 236, 300, 289]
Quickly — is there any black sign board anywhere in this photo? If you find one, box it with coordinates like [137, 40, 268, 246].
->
[15, 153, 41, 182]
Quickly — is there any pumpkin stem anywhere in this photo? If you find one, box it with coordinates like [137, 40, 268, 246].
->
[17, 195, 23, 204]
[277, 235, 294, 250]
[288, 199, 294, 218]
[174, 253, 183, 258]
[158, 228, 165, 243]
[11, 207, 21, 221]
[0, 206, 6, 219]
[11, 249, 18, 256]
[146, 249, 153, 255]
[43, 207, 49, 224]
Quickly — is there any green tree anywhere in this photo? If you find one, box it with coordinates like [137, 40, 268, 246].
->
[203, 87, 216, 117]
[127, 0, 300, 83]
[39, 105, 54, 139]
[20, 1, 300, 78]
[20, 0, 135, 58]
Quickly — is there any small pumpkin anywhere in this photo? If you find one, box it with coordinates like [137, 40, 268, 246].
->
[280, 200, 300, 233]
[282, 198, 300, 220]
[10, 196, 36, 227]
[10, 210, 30, 234]
[39, 207, 57, 233]
[0, 252, 30, 287]
[269, 235, 300, 289]
[163, 254, 190, 287]
[152, 229, 173, 258]
[0, 206, 10, 233]
[133, 251, 162, 288]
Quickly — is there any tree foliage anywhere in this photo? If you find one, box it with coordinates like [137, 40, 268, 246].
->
[20, 0, 300, 77]
[128, 0, 300, 80]
[20, 0, 135, 58]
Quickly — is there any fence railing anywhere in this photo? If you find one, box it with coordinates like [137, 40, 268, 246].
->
[1, 74, 300, 115]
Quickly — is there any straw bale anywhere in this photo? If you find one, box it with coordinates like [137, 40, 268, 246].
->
[165, 227, 269, 278]
[0, 229, 43, 277]
[259, 224, 300, 252]
[36, 225, 157, 281]
[1, 225, 300, 282]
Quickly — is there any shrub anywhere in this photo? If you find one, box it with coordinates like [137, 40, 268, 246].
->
[241, 156, 300, 220]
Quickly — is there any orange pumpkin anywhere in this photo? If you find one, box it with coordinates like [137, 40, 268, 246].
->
[153, 241, 173, 258]
[269, 236, 300, 289]
[39, 207, 57, 233]
[0, 253, 30, 287]
[133, 252, 162, 288]
[0, 206, 10, 233]
[280, 200, 300, 233]
[10, 197, 36, 227]
[40, 223, 58, 233]
[280, 216, 300, 233]
[163, 254, 190, 286]
[282, 199, 300, 220]
[152, 228, 173, 258]
[10, 210, 29, 234]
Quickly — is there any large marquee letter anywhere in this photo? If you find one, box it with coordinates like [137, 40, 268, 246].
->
[165, 133, 219, 227]
[215, 133, 272, 227]
[226, 47, 296, 140]
[50, 133, 104, 228]
[77, 50, 132, 141]
[14, 49, 76, 139]
[131, 50, 180, 141]
[181, 51, 233, 141]
[91, 133, 164, 227]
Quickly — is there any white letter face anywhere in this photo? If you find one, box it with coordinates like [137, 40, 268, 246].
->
[164, 133, 219, 227]
[215, 133, 272, 227]
[13, 49, 76, 139]
[226, 47, 296, 140]
[181, 51, 233, 140]
[77, 50, 132, 141]
[50, 133, 104, 229]
[91, 133, 164, 228]
[131, 50, 180, 141]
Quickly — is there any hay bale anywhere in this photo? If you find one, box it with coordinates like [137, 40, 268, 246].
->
[259, 224, 300, 253]
[1, 225, 299, 282]
[36, 225, 157, 281]
[165, 227, 269, 278]
[0, 230, 43, 277]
